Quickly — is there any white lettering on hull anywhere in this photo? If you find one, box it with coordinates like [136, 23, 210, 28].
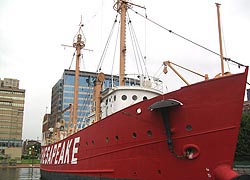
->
[41, 136, 80, 165]
[58, 141, 65, 164]
[64, 139, 72, 164]
[71, 137, 80, 164]
[54, 142, 61, 164]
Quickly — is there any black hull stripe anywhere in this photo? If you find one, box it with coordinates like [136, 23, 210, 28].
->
[40, 170, 129, 180]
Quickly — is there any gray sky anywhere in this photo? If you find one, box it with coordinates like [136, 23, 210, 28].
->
[0, 0, 249, 140]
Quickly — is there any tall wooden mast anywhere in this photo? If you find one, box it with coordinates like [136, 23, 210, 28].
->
[118, 0, 127, 86]
[114, 0, 144, 86]
[215, 3, 225, 76]
[72, 33, 85, 133]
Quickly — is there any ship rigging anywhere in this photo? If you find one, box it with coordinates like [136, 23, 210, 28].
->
[41, 1, 249, 180]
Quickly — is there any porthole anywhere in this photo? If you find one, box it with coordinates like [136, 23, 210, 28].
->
[157, 169, 161, 174]
[143, 96, 148, 100]
[147, 130, 152, 137]
[115, 135, 119, 141]
[132, 132, 137, 138]
[106, 137, 109, 143]
[121, 95, 127, 100]
[132, 95, 137, 101]
[92, 140, 95, 144]
[186, 125, 192, 131]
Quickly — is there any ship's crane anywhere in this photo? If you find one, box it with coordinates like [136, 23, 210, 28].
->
[163, 61, 209, 85]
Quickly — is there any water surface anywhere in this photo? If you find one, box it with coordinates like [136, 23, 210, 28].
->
[0, 168, 40, 180]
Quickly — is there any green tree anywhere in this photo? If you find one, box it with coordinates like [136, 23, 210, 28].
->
[235, 112, 250, 161]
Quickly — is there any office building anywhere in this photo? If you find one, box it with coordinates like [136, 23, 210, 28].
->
[43, 69, 140, 136]
[0, 78, 25, 159]
[50, 69, 121, 129]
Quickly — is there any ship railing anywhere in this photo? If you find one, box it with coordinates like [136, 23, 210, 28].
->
[110, 73, 163, 92]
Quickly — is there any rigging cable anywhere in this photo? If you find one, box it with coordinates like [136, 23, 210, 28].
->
[144, 8, 148, 74]
[153, 64, 164, 79]
[221, 20, 231, 72]
[127, 18, 142, 76]
[111, 20, 120, 79]
[131, 20, 150, 78]
[130, 8, 247, 68]
[79, 85, 94, 129]
[96, 14, 118, 72]
[80, 49, 86, 70]
[128, 12, 150, 78]
[68, 50, 76, 70]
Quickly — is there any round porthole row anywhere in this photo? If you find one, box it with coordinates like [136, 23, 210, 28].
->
[106, 137, 109, 143]
[115, 135, 119, 141]
[121, 95, 127, 100]
[132, 132, 137, 138]
[157, 169, 161, 175]
[186, 124, 193, 131]
[147, 130, 152, 137]
[132, 95, 137, 101]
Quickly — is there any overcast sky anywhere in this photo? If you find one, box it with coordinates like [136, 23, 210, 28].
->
[0, 0, 249, 140]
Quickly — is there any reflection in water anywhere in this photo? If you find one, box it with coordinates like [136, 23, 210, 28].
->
[0, 168, 40, 180]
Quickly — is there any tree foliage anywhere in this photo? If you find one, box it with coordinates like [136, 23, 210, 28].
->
[235, 112, 250, 161]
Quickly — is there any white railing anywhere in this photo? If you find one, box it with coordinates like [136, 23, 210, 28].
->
[110, 73, 163, 92]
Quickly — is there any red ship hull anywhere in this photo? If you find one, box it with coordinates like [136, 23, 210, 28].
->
[40, 68, 248, 180]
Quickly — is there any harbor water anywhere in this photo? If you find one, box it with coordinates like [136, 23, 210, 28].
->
[0, 167, 249, 179]
[0, 168, 40, 180]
